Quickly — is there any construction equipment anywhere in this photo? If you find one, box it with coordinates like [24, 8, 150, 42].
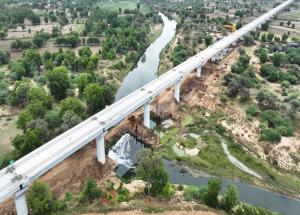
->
[223, 23, 236, 32]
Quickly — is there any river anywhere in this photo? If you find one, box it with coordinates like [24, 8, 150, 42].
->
[115, 12, 177, 100]
[109, 12, 300, 215]
[108, 135, 300, 215]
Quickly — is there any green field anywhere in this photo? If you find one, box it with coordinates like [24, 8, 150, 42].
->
[95, 0, 151, 14]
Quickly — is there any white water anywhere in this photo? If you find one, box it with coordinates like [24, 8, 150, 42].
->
[108, 134, 135, 168]
[221, 141, 262, 179]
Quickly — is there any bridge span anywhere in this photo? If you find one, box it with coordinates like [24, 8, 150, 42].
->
[0, 0, 294, 214]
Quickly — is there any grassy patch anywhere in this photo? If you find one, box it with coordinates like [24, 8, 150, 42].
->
[181, 114, 194, 127]
[181, 135, 197, 149]
[226, 136, 300, 195]
[95, 0, 151, 14]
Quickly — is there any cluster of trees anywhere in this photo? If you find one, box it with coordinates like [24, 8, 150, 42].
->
[0, 7, 40, 30]
[223, 52, 257, 102]
[27, 182, 66, 215]
[246, 88, 297, 143]
[260, 63, 299, 84]
[84, 8, 161, 61]
[27, 176, 130, 214]
[55, 33, 80, 48]
[260, 110, 294, 142]
[171, 44, 191, 66]
[183, 178, 238, 212]
[183, 178, 278, 214]
[0, 46, 119, 165]
[11, 31, 51, 51]
[135, 149, 170, 197]
[10, 39, 33, 51]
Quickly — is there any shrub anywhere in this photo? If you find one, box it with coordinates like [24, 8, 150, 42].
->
[116, 182, 130, 202]
[160, 183, 175, 200]
[81, 177, 102, 202]
[27, 182, 52, 215]
[204, 178, 222, 208]
[236, 203, 279, 215]
[177, 184, 184, 191]
[221, 185, 238, 212]
[181, 136, 197, 149]
[246, 105, 260, 117]
[260, 128, 281, 143]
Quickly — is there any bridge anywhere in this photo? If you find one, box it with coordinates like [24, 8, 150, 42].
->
[0, 0, 294, 214]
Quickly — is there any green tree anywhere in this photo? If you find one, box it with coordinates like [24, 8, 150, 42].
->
[261, 22, 269, 31]
[81, 177, 102, 202]
[204, 178, 221, 208]
[27, 100, 46, 119]
[10, 61, 26, 80]
[135, 148, 168, 196]
[14, 81, 31, 107]
[267, 33, 274, 42]
[244, 35, 254, 46]
[28, 87, 53, 110]
[16, 109, 33, 130]
[272, 52, 287, 67]
[205, 34, 213, 47]
[13, 128, 44, 156]
[60, 97, 86, 118]
[282, 33, 288, 43]
[27, 182, 52, 215]
[84, 83, 105, 114]
[46, 66, 70, 100]
[221, 185, 238, 212]
[75, 73, 89, 95]
[45, 110, 61, 131]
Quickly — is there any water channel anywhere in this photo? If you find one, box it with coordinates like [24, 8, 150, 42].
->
[109, 12, 300, 215]
[115, 12, 177, 100]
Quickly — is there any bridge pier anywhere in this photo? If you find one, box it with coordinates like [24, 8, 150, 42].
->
[174, 81, 180, 102]
[15, 191, 28, 215]
[143, 101, 150, 128]
[196, 67, 202, 77]
[96, 134, 105, 164]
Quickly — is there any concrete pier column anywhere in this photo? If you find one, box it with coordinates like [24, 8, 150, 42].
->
[196, 67, 202, 77]
[96, 134, 105, 164]
[15, 192, 28, 215]
[174, 81, 180, 102]
[143, 101, 150, 128]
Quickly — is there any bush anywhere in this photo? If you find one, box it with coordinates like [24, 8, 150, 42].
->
[177, 184, 184, 191]
[221, 185, 238, 212]
[204, 178, 222, 208]
[181, 136, 197, 149]
[81, 177, 102, 202]
[160, 183, 175, 200]
[260, 128, 281, 143]
[116, 182, 129, 202]
[183, 185, 205, 202]
[27, 182, 52, 215]
[246, 105, 260, 118]
[236, 203, 279, 215]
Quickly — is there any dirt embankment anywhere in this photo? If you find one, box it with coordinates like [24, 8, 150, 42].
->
[0, 142, 116, 214]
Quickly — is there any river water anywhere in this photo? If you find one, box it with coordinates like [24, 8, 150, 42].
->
[115, 13, 177, 100]
[108, 135, 300, 215]
[109, 12, 300, 215]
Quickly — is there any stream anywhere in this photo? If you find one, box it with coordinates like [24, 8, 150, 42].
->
[115, 12, 177, 100]
[108, 134, 300, 215]
[109, 12, 300, 215]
